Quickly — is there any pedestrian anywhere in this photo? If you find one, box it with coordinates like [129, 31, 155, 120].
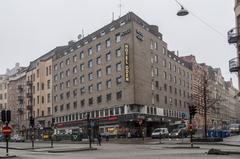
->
[97, 134, 102, 146]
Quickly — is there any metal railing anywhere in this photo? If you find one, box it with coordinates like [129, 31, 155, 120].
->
[228, 27, 240, 44]
[229, 57, 240, 72]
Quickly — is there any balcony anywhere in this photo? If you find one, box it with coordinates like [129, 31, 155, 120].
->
[27, 105, 32, 110]
[26, 80, 33, 86]
[229, 57, 240, 72]
[18, 96, 24, 101]
[18, 85, 23, 91]
[26, 92, 32, 98]
[228, 27, 240, 44]
[18, 107, 24, 114]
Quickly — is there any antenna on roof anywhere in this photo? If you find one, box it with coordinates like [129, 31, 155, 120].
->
[112, 12, 115, 21]
[119, 0, 122, 18]
[82, 29, 85, 38]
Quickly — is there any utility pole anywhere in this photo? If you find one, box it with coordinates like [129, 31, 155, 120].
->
[27, 80, 34, 149]
[203, 71, 207, 139]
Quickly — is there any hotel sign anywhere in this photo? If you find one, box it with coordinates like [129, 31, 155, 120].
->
[124, 44, 130, 82]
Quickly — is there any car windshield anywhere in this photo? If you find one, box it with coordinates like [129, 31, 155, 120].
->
[153, 129, 161, 133]
[171, 129, 179, 133]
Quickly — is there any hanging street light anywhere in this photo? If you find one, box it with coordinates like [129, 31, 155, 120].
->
[174, 0, 189, 16]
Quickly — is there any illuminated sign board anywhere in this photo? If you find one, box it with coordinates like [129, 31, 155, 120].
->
[124, 44, 130, 82]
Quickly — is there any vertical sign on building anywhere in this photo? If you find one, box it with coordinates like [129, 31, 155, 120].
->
[124, 44, 130, 82]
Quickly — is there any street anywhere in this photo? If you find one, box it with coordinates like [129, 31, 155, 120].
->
[0, 138, 239, 159]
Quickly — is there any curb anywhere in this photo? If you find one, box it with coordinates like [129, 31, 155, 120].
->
[0, 146, 53, 150]
[48, 147, 97, 153]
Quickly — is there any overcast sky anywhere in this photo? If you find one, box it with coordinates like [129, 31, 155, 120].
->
[0, 0, 238, 87]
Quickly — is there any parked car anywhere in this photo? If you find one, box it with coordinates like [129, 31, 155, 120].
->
[151, 128, 169, 139]
[229, 124, 240, 134]
[11, 135, 25, 142]
[169, 128, 189, 138]
[0, 134, 4, 142]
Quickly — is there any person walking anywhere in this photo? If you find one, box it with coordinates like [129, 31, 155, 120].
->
[97, 133, 102, 146]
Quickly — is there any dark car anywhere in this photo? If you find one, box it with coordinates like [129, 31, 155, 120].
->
[169, 128, 189, 138]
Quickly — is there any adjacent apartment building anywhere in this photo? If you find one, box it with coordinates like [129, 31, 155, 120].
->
[52, 12, 192, 137]
[25, 46, 66, 132]
[7, 68, 28, 135]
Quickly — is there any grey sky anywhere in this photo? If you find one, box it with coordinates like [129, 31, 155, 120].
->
[0, 0, 237, 87]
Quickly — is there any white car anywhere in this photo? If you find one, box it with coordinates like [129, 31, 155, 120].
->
[151, 128, 169, 139]
[11, 135, 25, 142]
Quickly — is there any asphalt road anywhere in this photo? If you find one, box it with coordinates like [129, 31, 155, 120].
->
[0, 141, 239, 159]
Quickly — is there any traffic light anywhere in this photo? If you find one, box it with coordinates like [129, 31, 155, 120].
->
[6, 110, 11, 122]
[189, 105, 197, 118]
[1, 110, 6, 123]
[29, 116, 35, 127]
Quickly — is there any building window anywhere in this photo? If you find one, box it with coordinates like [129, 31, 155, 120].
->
[46, 67, 49, 76]
[66, 103, 70, 110]
[73, 55, 77, 62]
[106, 79, 112, 89]
[47, 93, 51, 103]
[60, 61, 64, 68]
[154, 42, 158, 50]
[54, 106, 58, 112]
[42, 96, 44, 104]
[66, 69, 70, 77]
[66, 80, 70, 88]
[66, 58, 70, 65]
[89, 98, 93, 106]
[48, 107, 51, 115]
[106, 93, 112, 101]
[96, 56, 101, 65]
[54, 75, 58, 81]
[81, 99, 85, 107]
[106, 52, 111, 61]
[97, 82, 102, 91]
[73, 66, 77, 74]
[164, 84, 167, 91]
[105, 109, 109, 116]
[88, 85, 93, 93]
[169, 62, 172, 70]
[154, 55, 158, 63]
[116, 91, 122, 100]
[106, 39, 111, 48]
[73, 89, 77, 97]
[96, 43, 101, 52]
[60, 93, 64, 100]
[88, 72, 93, 81]
[115, 33, 121, 43]
[60, 72, 64, 79]
[154, 68, 158, 76]
[37, 69, 39, 78]
[88, 48, 93, 56]
[97, 69, 102, 78]
[155, 81, 159, 89]
[88, 60, 93, 68]
[150, 40, 153, 50]
[47, 80, 51, 89]
[54, 64, 58, 71]
[80, 75, 84, 83]
[164, 96, 168, 104]
[60, 82, 64, 90]
[156, 94, 160, 102]
[163, 59, 166, 67]
[80, 51, 84, 60]
[97, 96, 102, 104]
[66, 91, 70, 99]
[60, 105, 64, 111]
[116, 63, 122, 72]
[73, 101, 77, 109]
[116, 76, 122, 85]
[106, 65, 111, 75]
[163, 71, 167, 80]
[80, 87, 85, 94]
[41, 83, 44, 90]
[73, 77, 78, 86]
[169, 86, 172, 93]
[116, 48, 121, 57]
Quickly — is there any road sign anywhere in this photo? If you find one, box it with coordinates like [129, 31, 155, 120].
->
[2, 126, 12, 136]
